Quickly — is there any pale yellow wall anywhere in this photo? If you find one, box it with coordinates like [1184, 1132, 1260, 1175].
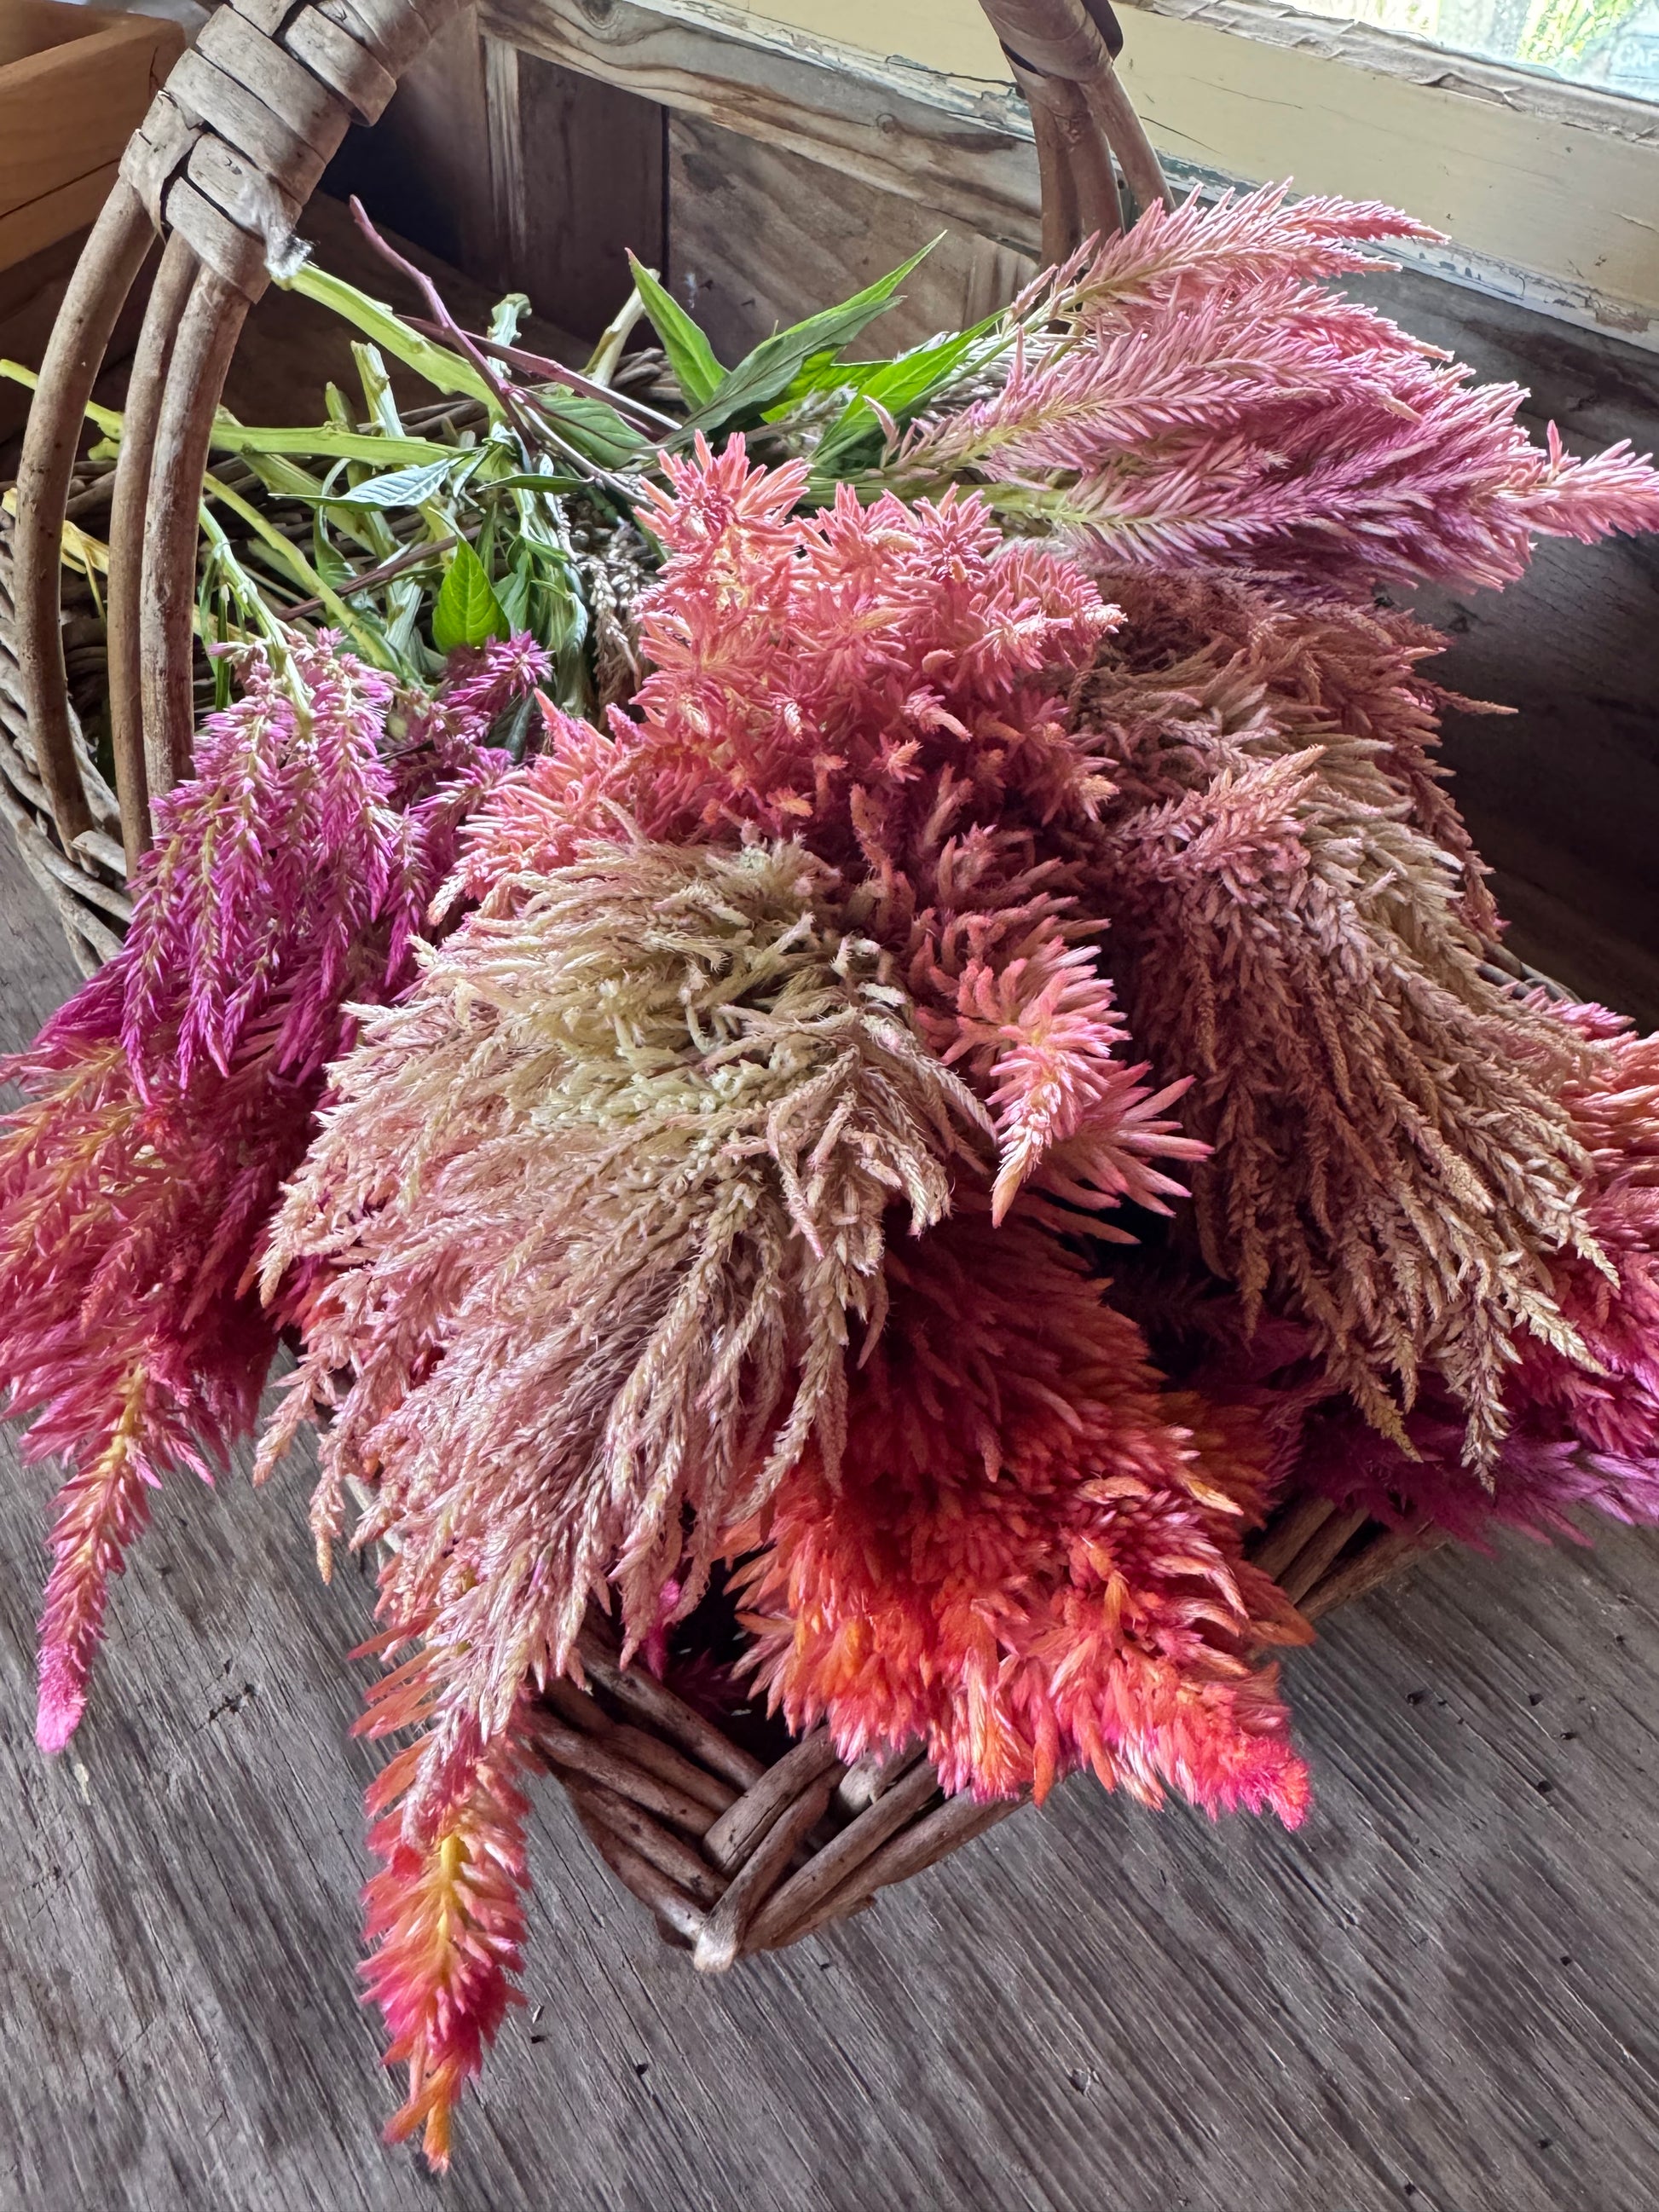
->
[746, 1, 1008, 77]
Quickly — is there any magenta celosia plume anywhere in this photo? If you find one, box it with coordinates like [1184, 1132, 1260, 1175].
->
[2, 633, 544, 1752]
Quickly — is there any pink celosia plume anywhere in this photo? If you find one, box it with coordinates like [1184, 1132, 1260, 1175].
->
[452, 442, 1197, 1224]
[3, 633, 545, 1750]
[899, 187, 1659, 594]
[1510, 1001, 1659, 1476]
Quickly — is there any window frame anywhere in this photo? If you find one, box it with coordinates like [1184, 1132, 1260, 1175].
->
[488, 0, 1659, 346]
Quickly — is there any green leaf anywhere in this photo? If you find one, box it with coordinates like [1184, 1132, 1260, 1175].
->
[497, 546, 535, 634]
[353, 342, 403, 437]
[201, 471, 394, 668]
[483, 471, 587, 497]
[207, 419, 460, 468]
[765, 350, 878, 412]
[309, 455, 465, 511]
[811, 320, 997, 479]
[626, 255, 724, 410]
[311, 511, 352, 591]
[432, 540, 510, 653]
[686, 242, 939, 436]
[535, 389, 646, 471]
[281, 261, 500, 413]
[239, 449, 332, 500]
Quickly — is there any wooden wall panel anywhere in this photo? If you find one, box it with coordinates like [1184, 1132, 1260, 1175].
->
[1355, 263, 1659, 1027]
[666, 113, 1031, 365]
[327, 23, 665, 343]
[486, 43, 666, 340]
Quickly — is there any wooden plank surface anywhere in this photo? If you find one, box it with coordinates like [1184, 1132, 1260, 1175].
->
[3, 777, 1659, 2209]
[0, 6, 183, 273]
[667, 113, 1032, 364]
[480, 0, 1045, 254]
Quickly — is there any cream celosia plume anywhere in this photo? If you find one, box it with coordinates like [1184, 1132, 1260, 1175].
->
[261, 839, 993, 1828]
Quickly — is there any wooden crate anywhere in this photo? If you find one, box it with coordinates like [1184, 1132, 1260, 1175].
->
[0, 0, 184, 277]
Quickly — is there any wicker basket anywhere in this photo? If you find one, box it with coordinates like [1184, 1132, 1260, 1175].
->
[0, 0, 1457, 1968]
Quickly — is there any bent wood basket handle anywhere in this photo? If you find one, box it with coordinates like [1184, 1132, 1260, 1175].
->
[15, 0, 462, 876]
[15, 0, 1166, 874]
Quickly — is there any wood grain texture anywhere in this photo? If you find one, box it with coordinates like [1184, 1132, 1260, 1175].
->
[0, 5, 184, 274]
[3, 823, 1659, 2209]
[321, 3, 498, 279]
[481, 0, 1045, 254]
[483, 39, 666, 341]
[668, 113, 1032, 364]
[1351, 263, 1659, 1031]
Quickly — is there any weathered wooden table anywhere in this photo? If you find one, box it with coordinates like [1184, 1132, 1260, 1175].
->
[3, 789, 1658, 2212]
[3, 5, 1659, 2192]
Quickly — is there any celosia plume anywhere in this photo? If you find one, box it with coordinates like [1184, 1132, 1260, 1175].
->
[359, 1641, 533, 2171]
[454, 441, 1199, 1227]
[735, 1210, 1310, 1819]
[1510, 1001, 1659, 1478]
[1071, 568, 1604, 1465]
[2, 634, 544, 1748]
[901, 186, 1659, 593]
[261, 840, 991, 1834]
[3, 985, 315, 1750]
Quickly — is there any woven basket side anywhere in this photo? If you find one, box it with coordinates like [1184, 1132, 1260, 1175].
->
[530, 1628, 1022, 1969]
[11, 0, 468, 887]
[526, 1486, 1443, 1965]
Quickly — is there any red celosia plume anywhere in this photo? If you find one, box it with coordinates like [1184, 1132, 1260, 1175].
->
[2, 633, 544, 1750]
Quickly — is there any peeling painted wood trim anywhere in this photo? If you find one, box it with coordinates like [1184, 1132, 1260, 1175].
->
[489, 0, 1659, 348]
[1142, 0, 1659, 149]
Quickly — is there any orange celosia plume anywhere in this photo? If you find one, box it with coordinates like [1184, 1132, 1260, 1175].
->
[735, 1210, 1311, 1822]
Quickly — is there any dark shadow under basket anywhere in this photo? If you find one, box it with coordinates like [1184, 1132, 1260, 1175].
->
[0, 0, 1562, 1957]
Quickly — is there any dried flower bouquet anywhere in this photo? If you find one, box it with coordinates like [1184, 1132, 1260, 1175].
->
[6, 188, 1659, 2168]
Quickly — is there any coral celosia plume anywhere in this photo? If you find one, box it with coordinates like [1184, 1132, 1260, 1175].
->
[358, 1640, 535, 2170]
[735, 1210, 1310, 1820]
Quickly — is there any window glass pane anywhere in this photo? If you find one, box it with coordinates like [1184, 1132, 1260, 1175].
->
[1291, 0, 1659, 100]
